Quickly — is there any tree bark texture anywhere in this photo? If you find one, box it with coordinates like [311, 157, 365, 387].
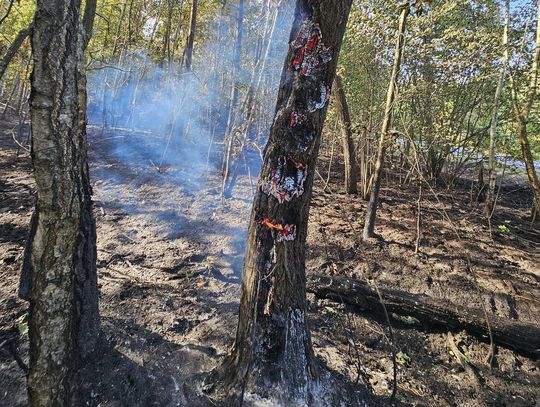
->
[209, 0, 353, 404]
[27, 0, 99, 405]
[333, 74, 358, 194]
[363, 4, 409, 240]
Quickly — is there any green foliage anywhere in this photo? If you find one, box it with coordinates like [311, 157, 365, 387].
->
[87, 0, 224, 63]
[0, 0, 34, 85]
[16, 313, 29, 337]
[0, 0, 34, 36]
[339, 0, 539, 181]
[0, 0, 538, 166]
[396, 314, 420, 325]
[396, 350, 412, 367]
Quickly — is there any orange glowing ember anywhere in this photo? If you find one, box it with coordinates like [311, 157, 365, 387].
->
[260, 218, 297, 242]
[261, 218, 284, 231]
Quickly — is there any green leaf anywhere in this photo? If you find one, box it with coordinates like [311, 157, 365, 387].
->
[399, 315, 420, 325]
[16, 313, 29, 337]
[396, 351, 412, 367]
[324, 306, 337, 314]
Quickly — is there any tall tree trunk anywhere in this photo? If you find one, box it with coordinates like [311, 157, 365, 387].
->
[207, 0, 352, 404]
[223, 0, 246, 142]
[509, 1, 540, 217]
[333, 74, 358, 194]
[0, 24, 32, 82]
[185, 0, 199, 71]
[26, 1, 99, 405]
[111, 0, 127, 57]
[363, 3, 409, 240]
[221, 1, 281, 198]
[163, 0, 174, 62]
[232, 0, 246, 106]
[517, 117, 540, 216]
[485, 0, 510, 216]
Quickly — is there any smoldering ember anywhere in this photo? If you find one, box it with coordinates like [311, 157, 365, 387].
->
[1, 0, 540, 406]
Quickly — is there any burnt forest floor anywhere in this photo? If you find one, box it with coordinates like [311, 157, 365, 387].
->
[1, 114, 540, 406]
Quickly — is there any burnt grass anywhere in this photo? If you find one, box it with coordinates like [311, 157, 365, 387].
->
[1, 114, 539, 406]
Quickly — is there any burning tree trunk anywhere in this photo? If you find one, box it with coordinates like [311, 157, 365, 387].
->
[363, 3, 409, 240]
[509, 0, 540, 219]
[485, 0, 510, 217]
[207, 0, 352, 404]
[184, 0, 199, 71]
[333, 74, 358, 194]
[25, 0, 99, 405]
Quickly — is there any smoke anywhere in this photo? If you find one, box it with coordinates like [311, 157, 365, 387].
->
[86, 1, 295, 212]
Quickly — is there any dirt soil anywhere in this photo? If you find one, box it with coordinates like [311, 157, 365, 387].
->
[1, 114, 540, 406]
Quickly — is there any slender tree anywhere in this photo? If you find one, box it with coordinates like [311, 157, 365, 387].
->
[485, 0, 510, 216]
[25, 0, 99, 405]
[82, 0, 97, 48]
[207, 0, 353, 404]
[509, 0, 540, 219]
[363, 1, 410, 240]
[226, 0, 245, 125]
[185, 0, 199, 71]
[0, 24, 31, 82]
[221, 1, 283, 198]
[333, 74, 358, 194]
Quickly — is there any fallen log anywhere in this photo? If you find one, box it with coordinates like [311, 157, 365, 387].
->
[307, 273, 540, 358]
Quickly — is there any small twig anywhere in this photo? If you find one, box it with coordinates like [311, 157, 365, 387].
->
[415, 185, 422, 254]
[119, 233, 138, 243]
[11, 129, 30, 153]
[315, 169, 332, 193]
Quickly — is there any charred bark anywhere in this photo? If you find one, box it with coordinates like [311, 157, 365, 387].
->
[363, 4, 409, 240]
[307, 274, 540, 358]
[333, 74, 358, 194]
[26, 1, 99, 405]
[206, 0, 353, 404]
